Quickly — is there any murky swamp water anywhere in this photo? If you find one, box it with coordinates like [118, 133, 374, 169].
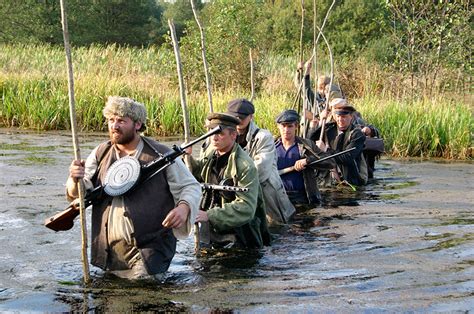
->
[0, 129, 473, 312]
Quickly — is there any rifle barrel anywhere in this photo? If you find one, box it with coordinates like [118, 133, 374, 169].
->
[278, 147, 356, 176]
[201, 183, 249, 192]
[182, 126, 222, 151]
[307, 147, 356, 166]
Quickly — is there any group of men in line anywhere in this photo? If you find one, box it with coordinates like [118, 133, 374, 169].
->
[65, 66, 382, 281]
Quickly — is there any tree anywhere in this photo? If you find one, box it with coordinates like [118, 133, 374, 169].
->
[0, 0, 162, 46]
[87, 0, 159, 46]
[387, 0, 472, 96]
[178, 0, 268, 91]
[159, 0, 199, 41]
[326, 0, 391, 58]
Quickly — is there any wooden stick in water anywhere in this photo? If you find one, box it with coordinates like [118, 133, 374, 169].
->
[168, 19, 201, 255]
[59, 0, 90, 285]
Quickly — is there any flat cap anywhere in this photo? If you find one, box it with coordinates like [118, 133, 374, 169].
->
[275, 109, 300, 123]
[332, 98, 356, 115]
[206, 112, 240, 129]
[226, 98, 255, 119]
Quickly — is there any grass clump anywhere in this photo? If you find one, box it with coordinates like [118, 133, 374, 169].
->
[0, 43, 472, 159]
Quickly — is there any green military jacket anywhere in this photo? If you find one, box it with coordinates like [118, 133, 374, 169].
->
[190, 143, 271, 248]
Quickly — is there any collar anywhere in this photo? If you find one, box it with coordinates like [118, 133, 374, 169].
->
[114, 137, 143, 159]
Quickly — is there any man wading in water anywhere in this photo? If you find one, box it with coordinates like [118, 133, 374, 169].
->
[66, 96, 201, 280]
[274, 109, 335, 205]
[225, 98, 295, 226]
[308, 99, 368, 187]
[188, 113, 271, 250]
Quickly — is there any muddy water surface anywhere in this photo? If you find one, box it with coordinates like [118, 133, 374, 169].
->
[0, 129, 473, 312]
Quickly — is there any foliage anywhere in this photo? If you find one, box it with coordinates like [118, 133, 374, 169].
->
[386, 0, 473, 97]
[159, 0, 201, 42]
[357, 96, 472, 159]
[0, 0, 163, 46]
[178, 0, 267, 91]
[327, 0, 392, 60]
[0, 44, 472, 159]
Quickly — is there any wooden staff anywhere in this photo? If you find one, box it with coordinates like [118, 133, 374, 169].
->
[190, 0, 213, 113]
[168, 19, 201, 254]
[312, 0, 319, 114]
[293, 0, 336, 140]
[249, 48, 255, 102]
[317, 26, 334, 144]
[293, 0, 335, 111]
[296, 0, 305, 125]
[59, 0, 90, 285]
[168, 19, 191, 167]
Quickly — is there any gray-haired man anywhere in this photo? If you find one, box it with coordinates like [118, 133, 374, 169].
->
[66, 96, 201, 280]
[226, 98, 296, 226]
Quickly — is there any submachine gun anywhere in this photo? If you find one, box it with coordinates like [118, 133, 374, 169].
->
[196, 178, 250, 249]
[45, 126, 223, 232]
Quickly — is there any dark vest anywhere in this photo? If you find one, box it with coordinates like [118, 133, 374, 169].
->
[90, 137, 176, 274]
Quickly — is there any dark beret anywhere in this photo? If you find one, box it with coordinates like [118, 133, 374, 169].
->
[226, 98, 255, 119]
[206, 112, 240, 129]
[275, 109, 300, 123]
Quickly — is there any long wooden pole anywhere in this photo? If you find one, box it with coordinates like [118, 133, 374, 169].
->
[190, 0, 213, 113]
[168, 19, 191, 160]
[317, 26, 334, 143]
[296, 0, 305, 126]
[312, 0, 319, 114]
[293, 0, 335, 110]
[249, 48, 255, 102]
[168, 19, 200, 254]
[59, 0, 90, 285]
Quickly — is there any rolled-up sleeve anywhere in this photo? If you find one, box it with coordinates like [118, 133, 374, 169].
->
[165, 158, 202, 239]
[65, 147, 97, 202]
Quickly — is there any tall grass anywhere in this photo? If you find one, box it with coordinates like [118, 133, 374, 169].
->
[356, 96, 472, 159]
[0, 44, 472, 159]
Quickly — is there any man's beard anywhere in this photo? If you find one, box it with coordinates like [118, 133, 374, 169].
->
[109, 129, 135, 145]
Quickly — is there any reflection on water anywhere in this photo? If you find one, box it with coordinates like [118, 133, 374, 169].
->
[0, 129, 473, 311]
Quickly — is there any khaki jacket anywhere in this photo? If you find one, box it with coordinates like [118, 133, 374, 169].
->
[190, 143, 270, 248]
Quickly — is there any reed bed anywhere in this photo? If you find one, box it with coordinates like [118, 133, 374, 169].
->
[0, 44, 472, 159]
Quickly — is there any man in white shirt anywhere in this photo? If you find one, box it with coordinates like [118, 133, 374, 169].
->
[67, 96, 201, 280]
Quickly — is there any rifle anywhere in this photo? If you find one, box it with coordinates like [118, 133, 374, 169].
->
[278, 147, 356, 176]
[45, 126, 222, 232]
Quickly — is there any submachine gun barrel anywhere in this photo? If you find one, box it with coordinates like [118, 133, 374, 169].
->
[45, 126, 222, 232]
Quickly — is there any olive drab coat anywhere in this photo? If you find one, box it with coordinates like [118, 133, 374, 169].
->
[190, 142, 271, 248]
[242, 121, 296, 225]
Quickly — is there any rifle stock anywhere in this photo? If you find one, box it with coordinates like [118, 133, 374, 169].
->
[45, 126, 222, 232]
[44, 204, 79, 232]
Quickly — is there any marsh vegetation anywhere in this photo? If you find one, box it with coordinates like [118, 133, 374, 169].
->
[0, 1, 471, 159]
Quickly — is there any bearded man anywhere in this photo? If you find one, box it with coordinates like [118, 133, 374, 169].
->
[66, 96, 201, 280]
